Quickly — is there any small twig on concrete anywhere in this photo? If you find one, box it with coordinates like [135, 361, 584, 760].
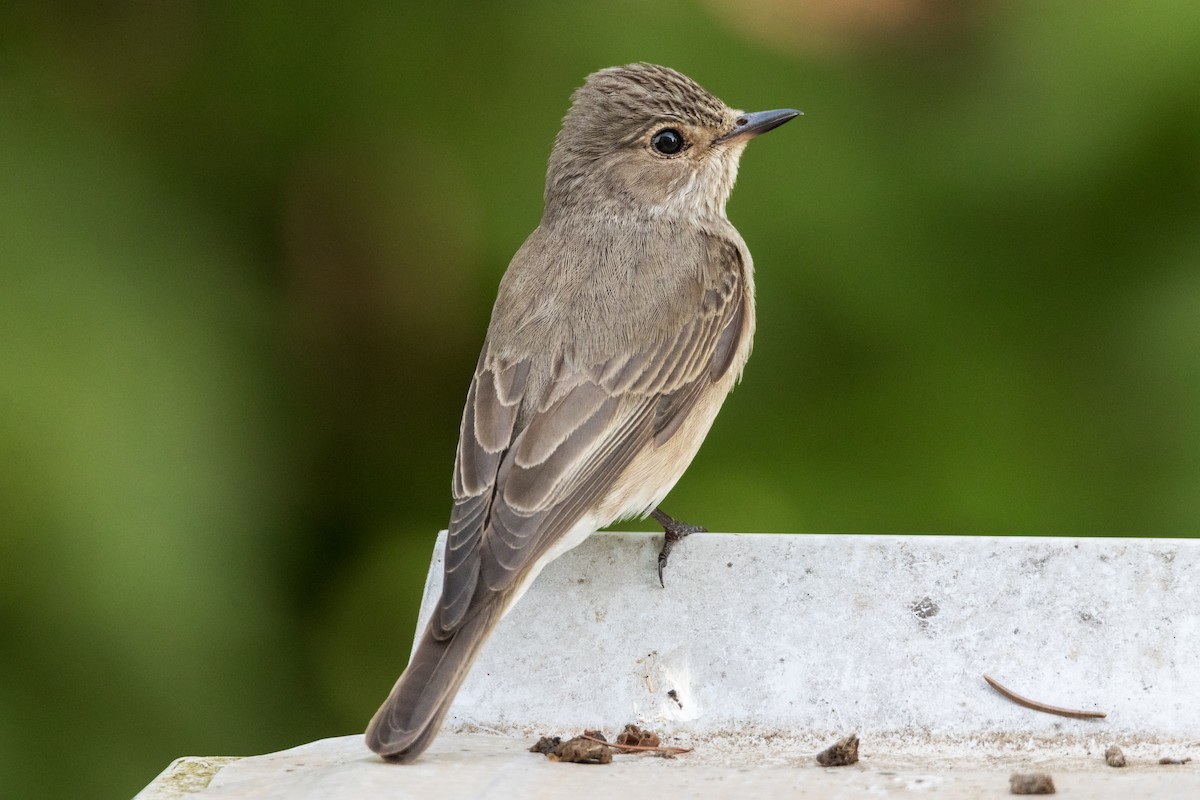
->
[983, 674, 1107, 720]
[578, 733, 692, 756]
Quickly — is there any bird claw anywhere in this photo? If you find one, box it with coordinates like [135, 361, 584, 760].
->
[652, 511, 706, 587]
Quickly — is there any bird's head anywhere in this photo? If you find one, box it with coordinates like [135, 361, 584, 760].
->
[545, 63, 798, 221]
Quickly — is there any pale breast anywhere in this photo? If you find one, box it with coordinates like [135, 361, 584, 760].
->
[599, 281, 755, 523]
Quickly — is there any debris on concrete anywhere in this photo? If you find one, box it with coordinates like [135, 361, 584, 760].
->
[1009, 771, 1056, 794]
[816, 734, 860, 767]
[615, 724, 660, 748]
[1104, 745, 1127, 767]
[528, 735, 561, 754]
[545, 736, 612, 764]
[983, 673, 1107, 719]
[534, 726, 688, 762]
[596, 727, 690, 757]
[1158, 756, 1192, 765]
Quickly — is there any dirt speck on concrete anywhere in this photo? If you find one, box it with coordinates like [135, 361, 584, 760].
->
[546, 736, 612, 764]
[816, 734, 859, 767]
[1158, 756, 1192, 765]
[528, 735, 561, 754]
[616, 724, 661, 748]
[1104, 745, 1126, 767]
[1010, 772, 1055, 794]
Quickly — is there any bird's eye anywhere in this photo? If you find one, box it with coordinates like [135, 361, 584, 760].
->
[651, 128, 685, 155]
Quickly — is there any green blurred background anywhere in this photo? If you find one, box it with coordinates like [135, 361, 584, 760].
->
[2, 1, 1197, 796]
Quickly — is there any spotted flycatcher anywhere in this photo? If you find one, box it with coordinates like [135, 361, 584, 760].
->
[366, 63, 798, 762]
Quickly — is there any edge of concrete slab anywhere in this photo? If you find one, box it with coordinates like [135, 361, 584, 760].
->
[134, 756, 240, 800]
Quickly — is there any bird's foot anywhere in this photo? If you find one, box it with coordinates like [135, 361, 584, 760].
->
[650, 508, 706, 588]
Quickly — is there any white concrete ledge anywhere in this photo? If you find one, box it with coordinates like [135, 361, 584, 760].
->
[138, 532, 1200, 798]
[432, 532, 1199, 748]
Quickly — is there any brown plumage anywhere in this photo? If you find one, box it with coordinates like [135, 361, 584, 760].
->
[365, 63, 798, 763]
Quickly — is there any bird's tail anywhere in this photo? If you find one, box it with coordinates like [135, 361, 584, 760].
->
[364, 601, 503, 763]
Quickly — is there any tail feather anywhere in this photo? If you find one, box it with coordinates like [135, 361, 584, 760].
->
[364, 601, 502, 763]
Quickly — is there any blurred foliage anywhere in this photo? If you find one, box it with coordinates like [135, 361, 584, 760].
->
[1, 1, 1198, 797]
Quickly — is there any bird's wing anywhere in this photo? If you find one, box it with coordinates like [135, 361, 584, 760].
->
[434, 234, 747, 636]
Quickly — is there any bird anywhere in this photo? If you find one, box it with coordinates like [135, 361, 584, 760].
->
[365, 62, 798, 763]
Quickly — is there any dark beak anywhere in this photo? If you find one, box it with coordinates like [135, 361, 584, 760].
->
[715, 108, 802, 144]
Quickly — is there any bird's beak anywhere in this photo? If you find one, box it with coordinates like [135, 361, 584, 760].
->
[715, 108, 802, 144]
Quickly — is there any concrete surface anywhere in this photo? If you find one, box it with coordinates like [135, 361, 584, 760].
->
[136, 532, 1200, 798]
[138, 732, 1199, 799]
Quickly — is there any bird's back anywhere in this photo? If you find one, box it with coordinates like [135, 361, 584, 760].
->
[486, 212, 755, 416]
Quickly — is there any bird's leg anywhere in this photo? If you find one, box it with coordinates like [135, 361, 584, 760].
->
[650, 507, 706, 588]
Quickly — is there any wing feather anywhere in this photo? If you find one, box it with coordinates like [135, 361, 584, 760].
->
[512, 381, 612, 469]
[504, 394, 623, 512]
